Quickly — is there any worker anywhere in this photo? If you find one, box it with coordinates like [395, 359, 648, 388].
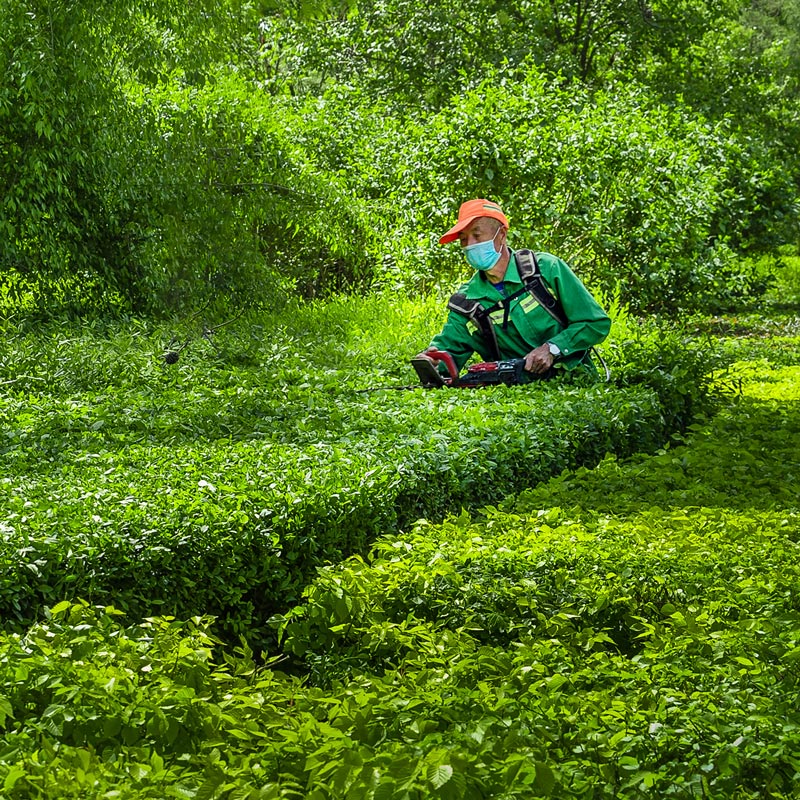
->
[415, 198, 611, 380]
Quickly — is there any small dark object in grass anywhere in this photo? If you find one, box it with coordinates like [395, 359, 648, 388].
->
[163, 350, 180, 364]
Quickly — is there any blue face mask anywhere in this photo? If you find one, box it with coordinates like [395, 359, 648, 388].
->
[463, 228, 501, 270]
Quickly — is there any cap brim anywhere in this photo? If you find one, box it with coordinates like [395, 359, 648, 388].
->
[438, 216, 479, 245]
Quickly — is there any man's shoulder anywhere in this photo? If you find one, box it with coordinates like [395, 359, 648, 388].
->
[531, 250, 559, 265]
[518, 250, 575, 280]
[522, 250, 562, 271]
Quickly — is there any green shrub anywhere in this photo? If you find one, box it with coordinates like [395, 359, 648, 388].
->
[0, 2, 375, 317]
[0, 357, 796, 799]
[0, 297, 709, 647]
[281, 73, 789, 314]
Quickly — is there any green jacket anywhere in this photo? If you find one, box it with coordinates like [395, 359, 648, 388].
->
[430, 250, 611, 376]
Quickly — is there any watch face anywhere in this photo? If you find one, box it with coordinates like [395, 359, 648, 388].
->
[548, 342, 560, 356]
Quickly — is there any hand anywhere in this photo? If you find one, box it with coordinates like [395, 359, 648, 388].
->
[414, 349, 441, 367]
[524, 344, 554, 374]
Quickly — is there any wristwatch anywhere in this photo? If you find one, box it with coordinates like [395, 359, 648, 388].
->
[547, 342, 561, 357]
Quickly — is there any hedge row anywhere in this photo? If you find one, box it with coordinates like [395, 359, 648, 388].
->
[0, 357, 797, 798]
[0, 299, 712, 645]
[2, 379, 666, 648]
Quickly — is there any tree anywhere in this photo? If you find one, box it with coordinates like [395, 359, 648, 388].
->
[0, 0, 369, 314]
[0, 0, 127, 311]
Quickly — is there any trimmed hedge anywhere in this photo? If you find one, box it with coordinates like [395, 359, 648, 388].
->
[0, 298, 713, 646]
[0, 357, 796, 799]
[2, 380, 665, 646]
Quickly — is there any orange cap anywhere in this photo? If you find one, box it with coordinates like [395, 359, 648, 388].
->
[439, 199, 509, 245]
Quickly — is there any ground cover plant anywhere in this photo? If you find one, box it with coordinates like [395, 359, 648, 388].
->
[0, 319, 797, 798]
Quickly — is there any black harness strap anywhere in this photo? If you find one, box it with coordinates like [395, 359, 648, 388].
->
[448, 292, 502, 360]
[512, 250, 569, 328]
[477, 250, 568, 331]
[515, 251, 608, 378]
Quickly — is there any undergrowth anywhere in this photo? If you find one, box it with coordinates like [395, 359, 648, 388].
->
[0, 328, 797, 798]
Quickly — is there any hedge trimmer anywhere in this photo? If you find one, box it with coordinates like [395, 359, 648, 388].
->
[360, 349, 533, 392]
[411, 349, 530, 388]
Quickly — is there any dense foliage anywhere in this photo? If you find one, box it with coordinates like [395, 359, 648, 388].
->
[0, 1, 373, 314]
[0, 295, 710, 648]
[1, 0, 798, 315]
[0, 332, 797, 798]
[1, 0, 799, 794]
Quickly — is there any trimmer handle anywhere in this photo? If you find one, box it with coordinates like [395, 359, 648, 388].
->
[410, 349, 460, 387]
[424, 349, 459, 382]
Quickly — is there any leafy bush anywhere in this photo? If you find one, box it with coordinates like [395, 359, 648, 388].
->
[0, 1, 376, 317]
[299, 75, 781, 314]
[0, 349, 797, 799]
[270, 356, 800, 796]
[0, 379, 668, 646]
[0, 296, 709, 647]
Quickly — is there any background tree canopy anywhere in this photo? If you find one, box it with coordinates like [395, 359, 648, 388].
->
[1, 0, 798, 316]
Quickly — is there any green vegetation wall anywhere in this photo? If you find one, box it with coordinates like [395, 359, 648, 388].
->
[0, 1, 375, 316]
[296, 79, 789, 313]
[1, 0, 798, 316]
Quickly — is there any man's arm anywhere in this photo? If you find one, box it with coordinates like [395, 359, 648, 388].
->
[416, 309, 484, 373]
[537, 254, 611, 358]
